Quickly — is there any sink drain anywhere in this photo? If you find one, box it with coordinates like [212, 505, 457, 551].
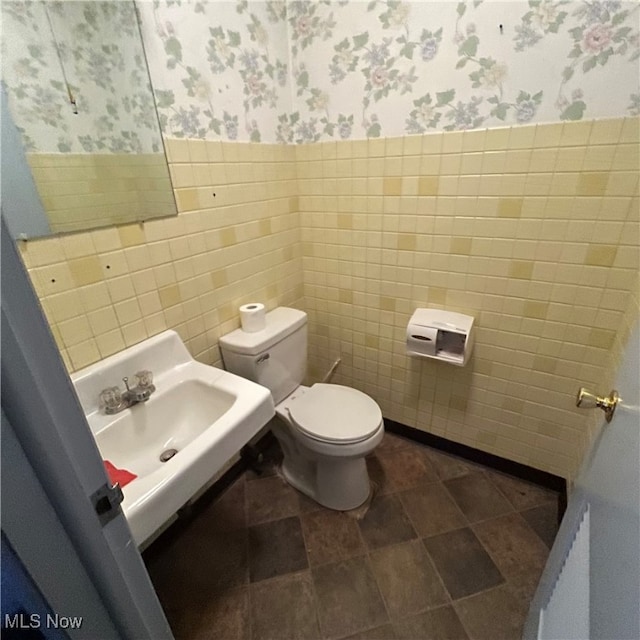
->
[159, 448, 178, 462]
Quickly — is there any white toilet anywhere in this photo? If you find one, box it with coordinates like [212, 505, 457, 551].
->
[219, 307, 384, 510]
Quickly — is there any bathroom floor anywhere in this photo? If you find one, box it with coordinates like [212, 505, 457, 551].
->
[144, 433, 559, 640]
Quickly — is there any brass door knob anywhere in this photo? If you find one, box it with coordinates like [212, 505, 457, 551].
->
[576, 388, 620, 423]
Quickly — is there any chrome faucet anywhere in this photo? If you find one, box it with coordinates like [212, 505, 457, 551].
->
[99, 370, 156, 414]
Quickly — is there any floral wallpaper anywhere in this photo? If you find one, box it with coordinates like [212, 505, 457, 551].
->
[141, 0, 640, 143]
[285, 0, 640, 141]
[1, 1, 162, 153]
[136, 0, 291, 142]
[4, 1, 639, 148]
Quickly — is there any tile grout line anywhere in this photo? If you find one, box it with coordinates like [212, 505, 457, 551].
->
[371, 441, 515, 614]
[364, 483, 457, 629]
[357, 548, 393, 640]
[396, 480, 469, 538]
[471, 471, 558, 550]
[296, 505, 329, 640]
[242, 471, 255, 640]
[306, 480, 394, 639]
[482, 470, 560, 548]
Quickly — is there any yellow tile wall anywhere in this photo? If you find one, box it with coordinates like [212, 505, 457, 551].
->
[26, 153, 176, 233]
[298, 117, 639, 478]
[18, 118, 639, 479]
[19, 139, 302, 371]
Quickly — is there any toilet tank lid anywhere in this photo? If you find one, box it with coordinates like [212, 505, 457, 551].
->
[219, 307, 307, 356]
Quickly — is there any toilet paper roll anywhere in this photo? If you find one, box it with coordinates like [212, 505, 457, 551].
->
[239, 303, 266, 332]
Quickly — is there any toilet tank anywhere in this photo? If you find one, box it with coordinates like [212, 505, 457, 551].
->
[219, 307, 307, 404]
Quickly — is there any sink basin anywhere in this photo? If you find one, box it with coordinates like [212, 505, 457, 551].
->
[94, 380, 236, 477]
[72, 330, 274, 545]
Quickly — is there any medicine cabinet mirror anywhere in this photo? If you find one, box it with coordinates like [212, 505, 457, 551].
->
[1, 1, 177, 238]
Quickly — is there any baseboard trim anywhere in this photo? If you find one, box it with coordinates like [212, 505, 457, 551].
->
[384, 418, 567, 519]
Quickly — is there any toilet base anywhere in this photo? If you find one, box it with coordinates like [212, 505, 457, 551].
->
[281, 454, 371, 511]
[272, 417, 382, 511]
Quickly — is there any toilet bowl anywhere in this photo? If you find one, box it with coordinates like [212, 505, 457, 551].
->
[219, 307, 384, 510]
[274, 383, 384, 510]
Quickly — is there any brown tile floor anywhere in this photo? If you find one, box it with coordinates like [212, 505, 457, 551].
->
[144, 433, 559, 640]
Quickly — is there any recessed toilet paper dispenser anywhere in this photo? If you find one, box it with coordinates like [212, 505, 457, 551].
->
[406, 309, 475, 366]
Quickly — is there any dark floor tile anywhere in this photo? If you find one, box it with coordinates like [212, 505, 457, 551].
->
[425, 449, 477, 481]
[246, 475, 300, 525]
[377, 447, 439, 491]
[370, 540, 449, 619]
[250, 571, 321, 640]
[423, 528, 504, 600]
[399, 483, 466, 537]
[393, 605, 469, 640]
[521, 503, 559, 548]
[249, 517, 308, 582]
[192, 480, 246, 533]
[358, 494, 417, 550]
[148, 526, 248, 597]
[444, 473, 512, 523]
[509, 571, 543, 608]
[454, 584, 528, 640]
[192, 587, 250, 640]
[340, 623, 396, 640]
[297, 489, 324, 513]
[313, 556, 389, 639]
[301, 509, 365, 567]
[151, 561, 250, 638]
[488, 471, 557, 511]
[473, 512, 549, 581]
[160, 594, 209, 640]
[377, 432, 412, 453]
[144, 435, 550, 640]
[367, 454, 394, 495]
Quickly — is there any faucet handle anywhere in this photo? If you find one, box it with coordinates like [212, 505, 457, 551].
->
[99, 386, 123, 413]
[134, 370, 154, 388]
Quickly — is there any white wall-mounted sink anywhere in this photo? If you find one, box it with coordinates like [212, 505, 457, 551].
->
[72, 330, 274, 546]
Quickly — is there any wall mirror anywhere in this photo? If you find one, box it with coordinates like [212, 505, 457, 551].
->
[1, 0, 177, 238]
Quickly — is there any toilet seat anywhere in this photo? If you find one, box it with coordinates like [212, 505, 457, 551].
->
[288, 383, 382, 445]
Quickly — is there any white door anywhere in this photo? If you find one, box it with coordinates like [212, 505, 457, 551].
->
[525, 323, 640, 639]
[1, 215, 173, 639]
